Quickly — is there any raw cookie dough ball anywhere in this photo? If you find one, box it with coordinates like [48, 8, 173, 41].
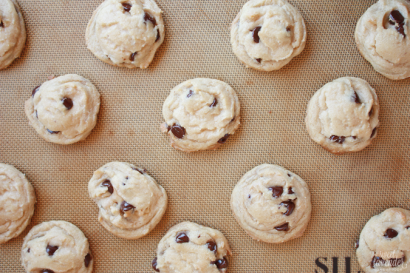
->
[161, 78, 241, 153]
[21, 221, 93, 273]
[355, 0, 410, 80]
[230, 164, 311, 244]
[305, 77, 379, 154]
[356, 208, 410, 273]
[0, 163, 35, 244]
[0, 0, 26, 70]
[25, 74, 101, 145]
[88, 162, 167, 239]
[152, 221, 231, 273]
[86, 0, 164, 69]
[231, 0, 307, 71]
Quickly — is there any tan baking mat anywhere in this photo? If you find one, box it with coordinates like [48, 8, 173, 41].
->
[1, 0, 409, 272]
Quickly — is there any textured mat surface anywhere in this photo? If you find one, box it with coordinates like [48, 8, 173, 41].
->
[1, 0, 409, 272]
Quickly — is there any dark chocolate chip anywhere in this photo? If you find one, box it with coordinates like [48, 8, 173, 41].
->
[256, 58, 262, 63]
[130, 52, 137, 61]
[32, 85, 41, 97]
[384, 228, 398, 239]
[390, 10, 405, 25]
[218, 134, 230, 144]
[0, 21, 3, 28]
[152, 257, 160, 272]
[41, 270, 54, 273]
[176, 232, 189, 243]
[84, 253, 92, 267]
[122, 3, 131, 12]
[248, 194, 251, 199]
[230, 116, 235, 123]
[47, 129, 60, 134]
[46, 245, 59, 256]
[171, 124, 186, 139]
[396, 24, 406, 37]
[27, 248, 30, 253]
[268, 186, 283, 198]
[280, 200, 295, 216]
[207, 240, 217, 253]
[62, 97, 73, 110]
[210, 98, 218, 107]
[120, 201, 135, 214]
[287, 173, 291, 177]
[144, 12, 157, 26]
[352, 136, 357, 140]
[187, 90, 193, 98]
[125, 176, 129, 180]
[252, 26, 261, 43]
[355, 240, 359, 249]
[215, 258, 228, 269]
[371, 256, 385, 268]
[390, 257, 405, 268]
[155, 29, 160, 42]
[330, 135, 345, 144]
[352, 91, 361, 104]
[371, 128, 377, 138]
[288, 187, 294, 194]
[286, 26, 291, 32]
[102, 180, 113, 194]
[274, 222, 289, 231]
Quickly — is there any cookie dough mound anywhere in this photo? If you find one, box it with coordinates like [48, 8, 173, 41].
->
[21, 221, 93, 273]
[0, 0, 26, 70]
[153, 221, 231, 273]
[161, 78, 241, 153]
[305, 77, 380, 154]
[0, 163, 35, 244]
[86, 0, 164, 69]
[25, 74, 101, 145]
[230, 164, 311, 244]
[231, 0, 306, 71]
[355, 0, 410, 80]
[88, 162, 167, 239]
[356, 208, 410, 273]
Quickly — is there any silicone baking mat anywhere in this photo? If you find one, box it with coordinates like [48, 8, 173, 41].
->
[1, 0, 409, 272]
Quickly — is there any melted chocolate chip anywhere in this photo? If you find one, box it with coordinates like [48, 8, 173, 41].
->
[122, 3, 131, 12]
[390, 10, 405, 25]
[371, 128, 377, 138]
[156, 29, 160, 42]
[218, 134, 230, 144]
[32, 85, 41, 97]
[252, 26, 261, 43]
[84, 253, 92, 267]
[130, 52, 137, 61]
[41, 270, 54, 273]
[46, 245, 59, 256]
[0, 21, 3, 28]
[120, 201, 135, 214]
[274, 222, 289, 231]
[187, 90, 193, 98]
[269, 186, 283, 198]
[390, 257, 405, 268]
[152, 257, 160, 272]
[102, 180, 113, 194]
[330, 135, 345, 144]
[280, 200, 295, 216]
[256, 58, 262, 63]
[384, 228, 398, 238]
[62, 97, 73, 110]
[144, 12, 157, 26]
[207, 240, 217, 253]
[47, 129, 60, 134]
[396, 24, 406, 37]
[176, 232, 189, 243]
[215, 258, 228, 269]
[355, 240, 359, 249]
[371, 256, 385, 268]
[210, 98, 218, 107]
[171, 124, 186, 139]
[288, 187, 294, 194]
[352, 91, 361, 104]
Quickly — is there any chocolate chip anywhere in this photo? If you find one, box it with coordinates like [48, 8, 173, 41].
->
[230, 116, 235, 123]
[371, 128, 377, 138]
[176, 232, 189, 243]
[280, 200, 295, 216]
[122, 3, 131, 12]
[125, 176, 129, 180]
[152, 257, 160, 272]
[130, 52, 137, 61]
[41, 270, 54, 273]
[407, 226, 410, 229]
[369, 107, 373, 116]
[252, 26, 261, 43]
[384, 228, 398, 239]
[215, 258, 228, 269]
[352, 136, 357, 140]
[62, 97, 73, 110]
[248, 194, 251, 199]
[0, 21, 3, 28]
[27, 248, 30, 253]
[389, 10, 405, 25]
[269, 186, 283, 198]
[396, 24, 406, 37]
[144, 12, 157, 26]
[330, 135, 345, 144]
[120, 201, 135, 214]
[84, 253, 92, 267]
[32, 85, 41, 97]
[288, 187, 294, 194]
[274, 222, 289, 231]
[287, 173, 291, 177]
[256, 58, 262, 63]
[170, 124, 186, 139]
[207, 240, 217, 253]
[286, 26, 291, 32]
[47, 129, 60, 134]
[355, 240, 359, 249]
[46, 245, 59, 256]
[210, 98, 218, 107]
[187, 90, 193, 98]
[218, 134, 230, 144]
[102, 180, 113, 194]
[390, 257, 404, 268]
[36, 111, 38, 118]
[155, 29, 160, 42]
[371, 256, 385, 268]
[352, 91, 361, 104]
